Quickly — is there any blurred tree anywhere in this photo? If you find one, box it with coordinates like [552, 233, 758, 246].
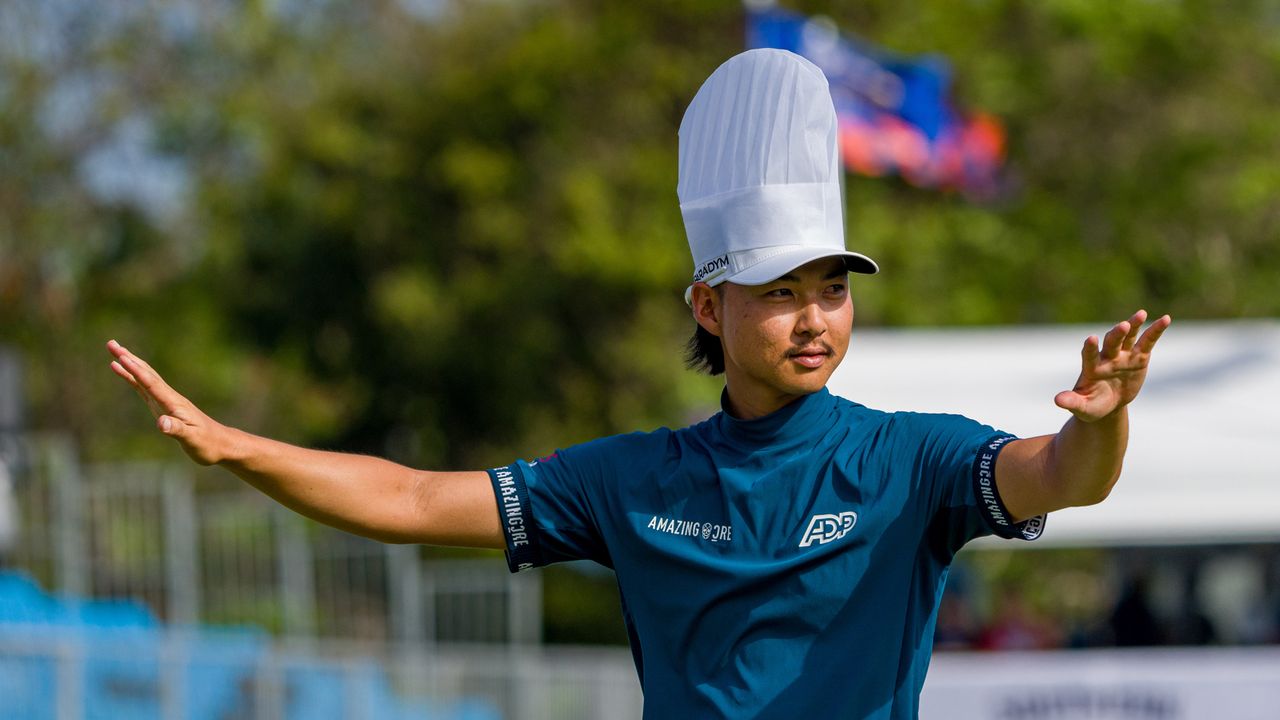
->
[801, 0, 1280, 326]
[192, 0, 733, 468]
[5, 0, 1279, 460]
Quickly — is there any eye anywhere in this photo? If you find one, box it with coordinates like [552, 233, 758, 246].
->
[825, 283, 847, 295]
[765, 288, 794, 298]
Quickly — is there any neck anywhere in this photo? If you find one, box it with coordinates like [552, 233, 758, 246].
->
[723, 382, 805, 420]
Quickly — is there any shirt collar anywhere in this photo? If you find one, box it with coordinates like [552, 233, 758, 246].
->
[714, 386, 836, 447]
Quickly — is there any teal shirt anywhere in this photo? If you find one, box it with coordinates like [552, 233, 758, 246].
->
[488, 388, 1043, 719]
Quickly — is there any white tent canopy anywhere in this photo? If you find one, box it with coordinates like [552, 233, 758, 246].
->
[827, 319, 1280, 547]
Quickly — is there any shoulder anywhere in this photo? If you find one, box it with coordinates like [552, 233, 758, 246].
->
[828, 393, 929, 434]
[542, 426, 680, 471]
[829, 393, 888, 421]
[590, 425, 679, 451]
[827, 395, 994, 447]
[838, 398, 986, 434]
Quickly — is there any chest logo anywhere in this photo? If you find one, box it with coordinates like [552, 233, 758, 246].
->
[646, 515, 733, 543]
[799, 511, 858, 547]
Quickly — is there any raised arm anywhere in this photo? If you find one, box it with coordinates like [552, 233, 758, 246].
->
[994, 310, 1172, 521]
[106, 340, 503, 548]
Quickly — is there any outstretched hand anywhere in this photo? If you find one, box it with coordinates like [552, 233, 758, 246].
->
[1054, 310, 1172, 423]
[106, 340, 230, 466]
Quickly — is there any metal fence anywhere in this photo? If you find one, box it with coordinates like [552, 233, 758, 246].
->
[0, 433, 646, 719]
[3, 434, 540, 646]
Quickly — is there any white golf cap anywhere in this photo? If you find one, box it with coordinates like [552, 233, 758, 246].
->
[679, 48, 877, 304]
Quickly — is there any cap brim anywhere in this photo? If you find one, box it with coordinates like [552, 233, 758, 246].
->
[726, 247, 878, 286]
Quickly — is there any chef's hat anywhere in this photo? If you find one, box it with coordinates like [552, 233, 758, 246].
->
[679, 48, 877, 303]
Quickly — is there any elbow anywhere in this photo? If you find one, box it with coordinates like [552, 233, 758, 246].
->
[1068, 467, 1123, 508]
[1075, 488, 1112, 508]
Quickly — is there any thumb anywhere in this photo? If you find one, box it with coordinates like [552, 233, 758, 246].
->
[157, 415, 183, 436]
[1054, 390, 1084, 413]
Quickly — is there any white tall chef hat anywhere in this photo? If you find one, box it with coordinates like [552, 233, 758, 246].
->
[679, 48, 877, 304]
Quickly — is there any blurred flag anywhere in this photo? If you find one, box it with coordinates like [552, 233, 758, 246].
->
[747, 6, 1006, 200]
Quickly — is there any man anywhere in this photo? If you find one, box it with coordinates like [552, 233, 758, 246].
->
[108, 49, 1170, 718]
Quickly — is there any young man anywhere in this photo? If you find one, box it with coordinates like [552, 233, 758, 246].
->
[108, 50, 1170, 718]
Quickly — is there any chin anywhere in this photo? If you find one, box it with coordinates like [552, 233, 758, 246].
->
[782, 370, 833, 395]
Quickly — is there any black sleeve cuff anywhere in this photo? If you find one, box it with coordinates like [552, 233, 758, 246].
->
[972, 434, 1046, 541]
[488, 463, 543, 572]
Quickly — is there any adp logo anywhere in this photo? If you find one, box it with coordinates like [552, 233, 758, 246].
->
[799, 511, 858, 548]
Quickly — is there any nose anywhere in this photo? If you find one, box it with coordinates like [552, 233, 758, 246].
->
[794, 301, 827, 339]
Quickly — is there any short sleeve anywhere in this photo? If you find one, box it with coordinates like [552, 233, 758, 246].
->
[892, 413, 1046, 556]
[488, 432, 654, 573]
[967, 434, 1046, 543]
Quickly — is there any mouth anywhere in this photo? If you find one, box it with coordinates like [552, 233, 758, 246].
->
[787, 345, 833, 370]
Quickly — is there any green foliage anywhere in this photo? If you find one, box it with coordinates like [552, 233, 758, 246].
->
[818, 0, 1280, 325]
[6, 0, 1279, 458]
[186, 1, 734, 467]
[541, 564, 630, 645]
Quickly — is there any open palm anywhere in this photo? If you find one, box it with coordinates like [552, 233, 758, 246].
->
[1054, 310, 1172, 423]
[106, 340, 228, 465]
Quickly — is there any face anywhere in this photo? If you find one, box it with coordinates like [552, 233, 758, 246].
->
[691, 256, 853, 418]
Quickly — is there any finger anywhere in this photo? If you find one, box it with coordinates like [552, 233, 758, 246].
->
[108, 342, 156, 382]
[106, 339, 131, 362]
[110, 360, 147, 398]
[1100, 321, 1129, 359]
[116, 353, 182, 408]
[107, 341, 156, 374]
[1135, 314, 1172, 354]
[111, 361, 163, 417]
[1120, 310, 1147, 351]
[109, 359, 138, 387]
[1080, 334, 1100, 368]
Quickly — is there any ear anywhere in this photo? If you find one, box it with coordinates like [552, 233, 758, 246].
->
[689, 282, 723, 337]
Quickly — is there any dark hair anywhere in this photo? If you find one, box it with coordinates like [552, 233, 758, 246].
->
[684, 323, 725, 375]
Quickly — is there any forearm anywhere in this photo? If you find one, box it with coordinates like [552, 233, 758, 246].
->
[994, 311, 1168, 521]
[219, 427, 428, 543]
[1044, 406, 1129, 507]
[999, 407, 1129, 521]
[106, 340, 503, 548]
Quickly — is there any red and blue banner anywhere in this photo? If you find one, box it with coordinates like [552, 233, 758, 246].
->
[747, 7, 1005, 199]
